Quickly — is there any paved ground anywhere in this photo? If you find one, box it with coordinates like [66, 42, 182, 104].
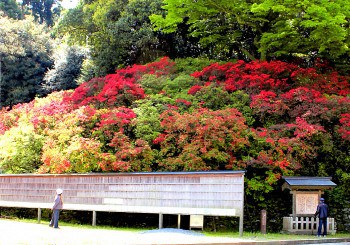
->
[0, 219, 349, 245]
[0, 219, 247, 245]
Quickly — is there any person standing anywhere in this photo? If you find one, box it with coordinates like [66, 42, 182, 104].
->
[314, 197, 329, 237]
[49, 188, 63, 229]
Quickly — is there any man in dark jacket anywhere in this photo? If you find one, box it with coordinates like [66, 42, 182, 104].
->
[314, 197, 329, 237]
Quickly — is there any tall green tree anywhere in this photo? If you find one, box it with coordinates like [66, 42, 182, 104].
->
[150, 0, 259, 61]
[21, 0, 62, 26]
[151, 0, 350, 63]
[0, 14, 53, 108]
[42, 44, 87, 93]
[56, 0, 201, 76]
[251, 0, 350, 62]
[0, 0, 23, 19]
[56, 0, 164, 75]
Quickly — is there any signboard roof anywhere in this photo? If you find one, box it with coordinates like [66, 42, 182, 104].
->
[282, 176, 336, 191]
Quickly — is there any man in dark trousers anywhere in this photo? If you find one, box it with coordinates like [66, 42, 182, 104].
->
[315, 197, 329, 237]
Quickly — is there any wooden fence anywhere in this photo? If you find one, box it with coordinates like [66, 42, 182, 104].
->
[0, 171, 245, 235]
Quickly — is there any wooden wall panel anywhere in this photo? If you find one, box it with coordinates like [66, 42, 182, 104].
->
[0, 171, 244, 217]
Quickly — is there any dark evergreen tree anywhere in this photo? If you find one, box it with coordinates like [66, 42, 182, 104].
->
[0, 0, 23, 19]
[21, 0, 62, 26]
[0, 15, 53, 108]
[42, 45, 87, 93]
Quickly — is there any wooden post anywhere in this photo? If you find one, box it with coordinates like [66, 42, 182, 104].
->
[239, 174, 244, 237]
[260, 210, 266, 234]
[177, 214, 181, 229]
[37, 208, 41, 223]
[92, 211, 97, 226]
[239, 214, 244, 237]
[292, 191, 296, 217]
[159, 213, 163, 229]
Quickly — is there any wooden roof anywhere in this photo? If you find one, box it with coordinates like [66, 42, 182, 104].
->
[282, 176, 336, 191]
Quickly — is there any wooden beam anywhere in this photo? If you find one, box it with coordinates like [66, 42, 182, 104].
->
[92, 211, 97, 226]
[159, 213, 163, 229]
[37, 208, 41, 223]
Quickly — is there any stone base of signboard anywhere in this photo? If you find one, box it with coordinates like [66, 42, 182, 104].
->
[282, 216, 336, 235]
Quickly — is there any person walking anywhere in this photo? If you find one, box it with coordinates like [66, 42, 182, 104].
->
[49, 188, 63, 229]
[314, 197, 329, 237]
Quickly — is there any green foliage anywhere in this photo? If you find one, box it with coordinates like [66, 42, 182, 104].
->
[227, 91, 255, 127]
[0, 0, 23, 19]
[132, 99, 163, 145]
[164, 74, 197, 99]
[329, 170, 350, 231]
[0, 15, 54, 107]
[43, 44, 87, 93]
[53, 5, 87, 45]
[151, 0, 350, 62]
[0, 124, 44, 173]
[252, 0, 350, 61]
[174, 57, 218, 74]
[191, 84, 233, 110]
[139, 74, 165, 95]
[150, 0, 259, 60]
[21, 0, 62, 26]
[56, 0, 165, 76]
[77, 57, 98, 84]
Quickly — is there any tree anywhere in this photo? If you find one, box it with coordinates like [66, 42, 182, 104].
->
[42, 44, 87, 93]
[0, 0, 23, 19]
[56, 0, 201, 76]
[151, 0, 350, 63]
[21, 0, 62, 26]
[150, 0, 260, 60]
[0, 15, 53, 108]
[59, 0, 166, 75]
[251, 0, 350, 61]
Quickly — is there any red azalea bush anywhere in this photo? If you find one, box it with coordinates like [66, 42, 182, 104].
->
[63, 57, 176, 109]
[190, 59, 350, 96]
[0, 107, 20, 135]
[154, 107, 249, 171]
[339, 113, 350, 140]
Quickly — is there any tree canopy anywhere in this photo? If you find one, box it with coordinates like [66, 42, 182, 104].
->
[21, 0, 63, 26]
[151, 0, 350, 63]
[0, 0, 23, 19]
[0, 14, 53, 107]
[55, 0, 202, 76]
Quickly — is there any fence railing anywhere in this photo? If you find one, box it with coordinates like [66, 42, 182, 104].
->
[282, 216, 336, 235]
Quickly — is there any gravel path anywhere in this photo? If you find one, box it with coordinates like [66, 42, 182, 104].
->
[0, 219, 246, 245]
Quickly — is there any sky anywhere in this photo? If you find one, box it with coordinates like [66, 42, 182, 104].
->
[61, 0, 79, 9]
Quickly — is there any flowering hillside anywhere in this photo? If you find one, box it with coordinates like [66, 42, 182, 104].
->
[0, 57, 349, 231]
